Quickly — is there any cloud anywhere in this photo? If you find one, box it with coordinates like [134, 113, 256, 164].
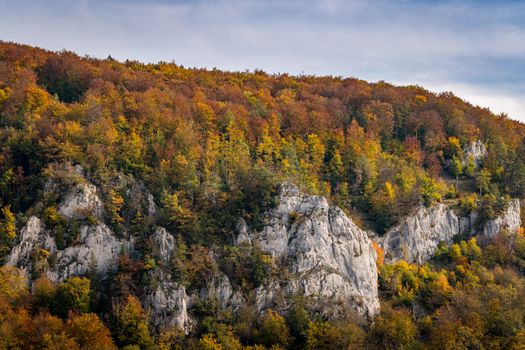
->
[0, 0, 524, 122]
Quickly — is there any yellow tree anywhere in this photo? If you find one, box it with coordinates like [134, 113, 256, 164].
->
[1, 205, 16, 240]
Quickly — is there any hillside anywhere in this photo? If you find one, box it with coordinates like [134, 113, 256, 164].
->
[0, 41, 525, 349]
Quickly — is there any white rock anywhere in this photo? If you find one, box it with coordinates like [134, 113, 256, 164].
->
[235, 218, 251, 245]
[7, 216, 56, 268]
[192, 273, 245, 312]
[7, 217, 129, 282]
[46, 223, 129, 281]
[482, 199, 521, 241]
[463, 140, 488, 167]
[380, 199, 521, 264]
[58, 182, 104, 220]
[150, 227, 175, 263]
[380, 204, 461, 264]
[144, 269, 193, 334]
[147, 194, 157, 218]
[239, 182, 379, 318]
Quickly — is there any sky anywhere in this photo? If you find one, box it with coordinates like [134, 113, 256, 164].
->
[1, 0, 524, 122]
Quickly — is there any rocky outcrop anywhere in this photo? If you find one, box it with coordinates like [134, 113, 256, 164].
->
[144, 268, 193, 334]
[144, 269, 243, 335]
[191, 274, 245, 312]
[145, 226, 243, 334]
[6, 163, 521, 331]
[380, 204, 465, 264]
[7, 217, 55, 269]
[46, 223, 130, 281]
[58, 182, 104, 220]
[150, 227, 176, 263]
[463, 140, 488, 167]
[7, 217, 129, 281]
[380, 199, 521, 263]
[7, 168, 130, 281]
[482, 199, 521, 241]
[237, 183, 379, 318]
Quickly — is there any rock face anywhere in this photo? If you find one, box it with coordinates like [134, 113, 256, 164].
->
[7, 216, 129, 282]
[150, 227, 176, 263]
[58, 182, 104, 220]
[5, 165, 522, 332]
[144, 228, 243, 334]
[463, 140, 488, 167]
[144, 268, 193, 333]
[380, 199, 521, 264]
[7, 216, 55, 270]
[237, 183, 380, 318]
[47, 223, 129, 281]
[482, 199, 521, 241]
[7, 168, 130, 281]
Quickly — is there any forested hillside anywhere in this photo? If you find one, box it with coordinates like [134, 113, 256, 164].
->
[1, 41, 525, 349]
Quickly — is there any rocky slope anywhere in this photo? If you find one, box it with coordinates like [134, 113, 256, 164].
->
[143, 228, 244, 334]
[4, 165, 522, 334]
[379, 199, 521, 263]
[144, 182, 381, 332]
[463, 139, 488, 167]
[7, 167, 132, 281]
[237, 183, 380, 318]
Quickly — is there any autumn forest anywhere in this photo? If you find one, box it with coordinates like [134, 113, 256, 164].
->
[0, 41, 525, 349]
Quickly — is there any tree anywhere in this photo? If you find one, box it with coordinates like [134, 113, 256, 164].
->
[30, 312, 80, 350]
[286, 300, 310, 342]
[476, 168, 492, 195]
[369, 181, 398, 232]
[32, 276, 58, 312]
[0, 265, 28, 302]
[55, 277, 91, 317]
[66, 313, 117, 350]
[464, 155, 476, 177]
[198, 333, 223, 350]
[419, 176, 441, 206]
[256, 309, 291, 348]
[404, 136, 423, 165]
[367, 306, 417, 349]
[112, 295, 153, 349]
[450, 155, 463, 188]
[107, 189, 124, 225]
[306, 320, 365, 350]
[161, 191, 195, 229]
[0, 205, 16, 240]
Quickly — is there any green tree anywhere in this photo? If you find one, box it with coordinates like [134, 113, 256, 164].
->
[367, 306, 417, 350]
[112, 295, 153, 349]
[450, 155, 463, 188]
[476, 168, 492, 195]
[464, 155, 476, 177]
[256, 309, 291, 349]
[419, 176, 441, 206]
[0, 205, 16, 240]
[55, 277, 91, 317]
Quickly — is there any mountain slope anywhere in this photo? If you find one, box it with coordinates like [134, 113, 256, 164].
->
[0, 41, 525, 349]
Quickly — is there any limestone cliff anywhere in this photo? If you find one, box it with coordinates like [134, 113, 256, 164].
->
[236, 183, 380, 318]
[380, 199, 521, 263]
[7, 183, 130, 281]
[463, 139, 488, 167]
